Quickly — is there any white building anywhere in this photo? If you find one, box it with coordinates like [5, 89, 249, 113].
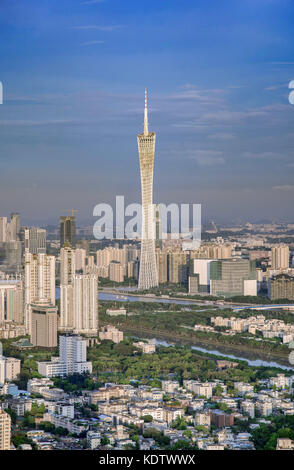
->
[72, 274, 98, 335]
[37, 335, 92, 378]
[24, 253, 55, 334]
[87, 430, 101, 449]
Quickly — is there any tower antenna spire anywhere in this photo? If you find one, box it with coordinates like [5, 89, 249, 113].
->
[144, 88, 149, 136]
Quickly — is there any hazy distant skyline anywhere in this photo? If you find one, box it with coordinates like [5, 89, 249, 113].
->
[0, 0, 294, 226]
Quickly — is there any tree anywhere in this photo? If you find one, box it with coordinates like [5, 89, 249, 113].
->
[142, 415, 153, 423]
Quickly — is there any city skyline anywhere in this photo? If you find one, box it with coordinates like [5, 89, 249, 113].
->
[0, 0, 294, 225]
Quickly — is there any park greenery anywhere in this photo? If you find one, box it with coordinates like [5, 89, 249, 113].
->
[99, 300, 291, 362]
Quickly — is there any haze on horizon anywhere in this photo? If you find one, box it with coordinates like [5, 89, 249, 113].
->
[0, 0, 294, 226]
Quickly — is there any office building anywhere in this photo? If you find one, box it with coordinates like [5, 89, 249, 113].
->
[210, 259, 257, 298]
[189, 259, 216, 294]
[137, 90, 158, 290]
[31, 301, 58, 348]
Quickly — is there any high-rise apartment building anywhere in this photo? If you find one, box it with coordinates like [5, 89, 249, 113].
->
[156, 249, 168, 284]
[31, 301, 58, 348]
[0, 409, 11, 450]
[109, 261, 124, 283]
[269, 274, 294, 301]
[154, 204, 162, 249]
[0, 280, 23, 324]
[7, 213, 20, 242]
[4, 241, 22, 272]
[271, 245, 289, 270]
[60, 272, 98, 335]
[24, 253, 56, 334]
[137, 90, 158, 290]
[60, 246, 76, 285]
[59, 246, 76, 332]
[0, 217, 7, 243]
[60, 215, 76, 248]
[23, 227, 46, 255]
[96, 247, 127, 275]
[75, 248, 87, 272]
[168, 251, 188, 284]
[72, 274, 98, 335]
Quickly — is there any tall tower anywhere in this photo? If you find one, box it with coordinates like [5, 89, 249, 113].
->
[137, 89, 158, 290]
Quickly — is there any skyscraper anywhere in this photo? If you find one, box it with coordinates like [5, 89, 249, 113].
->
[72, 273, 98, 336]
[137, 90, 158, 290]
[24, 253, 56, 334]
[60, 215, 76, 248]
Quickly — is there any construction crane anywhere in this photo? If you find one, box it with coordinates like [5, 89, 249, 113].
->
[62, 209, 78, 217]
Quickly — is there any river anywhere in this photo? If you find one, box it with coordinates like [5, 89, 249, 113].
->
[55, 288, 294, 371]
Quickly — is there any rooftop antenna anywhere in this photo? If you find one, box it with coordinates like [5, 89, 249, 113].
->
[144, 88, 149, 136]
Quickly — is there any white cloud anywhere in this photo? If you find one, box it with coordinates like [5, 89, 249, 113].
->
[273, 185, 294, 191]
[73, 25, 122, 31]
[81, 40, 105, 46]
[190, 150, 225, 166]
[81, 0, 105, 4]
[243, 151, 279, 159]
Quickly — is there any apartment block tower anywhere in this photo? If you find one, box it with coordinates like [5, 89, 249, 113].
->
[0, 409, 11, 450]
[137, 89, 158, 290]
[24, 253, 56, 334]
[271, 245, 289, 270]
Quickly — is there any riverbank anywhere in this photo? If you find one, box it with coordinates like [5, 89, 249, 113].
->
[110, 323, 291, 368]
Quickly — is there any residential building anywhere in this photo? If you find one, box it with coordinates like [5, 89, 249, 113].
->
[271, 245, 289, 270]
[269, 274, 294, 301]
[0, 409, 11, 450]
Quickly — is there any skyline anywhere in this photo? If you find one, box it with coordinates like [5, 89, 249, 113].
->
[0, 0, 294, 225]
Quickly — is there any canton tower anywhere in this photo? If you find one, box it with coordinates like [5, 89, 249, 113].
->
[137, 89, 159, 290]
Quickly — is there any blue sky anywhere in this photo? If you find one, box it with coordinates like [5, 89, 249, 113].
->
[0, 0, 294, 225]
